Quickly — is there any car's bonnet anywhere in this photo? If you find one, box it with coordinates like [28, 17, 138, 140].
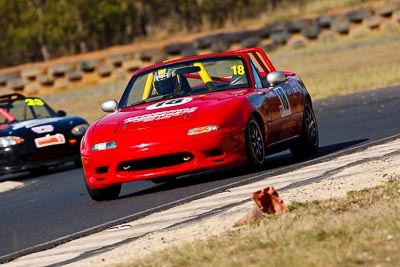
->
[95, 92, 240, 134]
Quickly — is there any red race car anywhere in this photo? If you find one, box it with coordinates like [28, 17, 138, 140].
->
[81, 47, 318, 201]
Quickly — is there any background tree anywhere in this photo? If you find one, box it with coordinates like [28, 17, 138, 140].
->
[0, 0, 282, 68]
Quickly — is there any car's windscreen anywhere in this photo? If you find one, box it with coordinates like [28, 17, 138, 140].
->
[119, 57, 250, 108]
[0, 98, 54, 122]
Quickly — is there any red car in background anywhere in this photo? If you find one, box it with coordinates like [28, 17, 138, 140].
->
[81, 47, 319, 201]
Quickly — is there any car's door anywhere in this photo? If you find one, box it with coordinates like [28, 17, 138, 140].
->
[250, 62, 297, 144]
[270, 81, 298, 140]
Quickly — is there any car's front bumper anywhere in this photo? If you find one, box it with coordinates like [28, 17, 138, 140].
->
[82, 132, 247, 189]
[0, 144, 81, 175]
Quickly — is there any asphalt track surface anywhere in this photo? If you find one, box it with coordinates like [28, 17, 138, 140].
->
[1, 85, 399, 262]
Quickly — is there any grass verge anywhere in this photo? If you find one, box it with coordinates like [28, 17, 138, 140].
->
[121, 176, 400, 267]
[271, 29, 400, 100]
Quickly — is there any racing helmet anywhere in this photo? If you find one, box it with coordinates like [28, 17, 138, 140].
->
[153, 68, 178, 95]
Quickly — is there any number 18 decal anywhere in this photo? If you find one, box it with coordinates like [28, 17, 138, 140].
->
[146, 97, 193, 110]
[275, 87, 292, 117]
[231, 65, 245, 75]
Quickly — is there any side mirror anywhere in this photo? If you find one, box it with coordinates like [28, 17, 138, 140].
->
[57, 110, 66, 117]
[101, 99, 118, 113]
[266, 71, 287, 87]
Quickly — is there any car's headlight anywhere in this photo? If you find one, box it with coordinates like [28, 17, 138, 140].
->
[0, 136, 24, 148]
[91, 141, 117, 151]
[71, 124, 89, 136]
[187, 125, 219, 136]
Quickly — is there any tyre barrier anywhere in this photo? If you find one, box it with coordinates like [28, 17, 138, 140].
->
[0, 1, 399, 95]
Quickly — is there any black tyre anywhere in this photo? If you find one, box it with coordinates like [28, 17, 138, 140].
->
[245, 115, 266, 169]
[29, 166, 48, 176]
[86, 181, 121, 201]
[74, 159, 83, 168]
[290, 100, 319, 158]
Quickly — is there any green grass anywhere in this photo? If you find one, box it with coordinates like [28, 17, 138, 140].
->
[120, 176, 400, 267]
[270, 29, 400, 100]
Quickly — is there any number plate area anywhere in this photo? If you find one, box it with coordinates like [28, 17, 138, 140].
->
[34, 133, 66, 148]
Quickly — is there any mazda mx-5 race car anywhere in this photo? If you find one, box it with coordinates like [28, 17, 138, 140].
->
[0, 93, 89, 176]
[81, 47, 319, 201]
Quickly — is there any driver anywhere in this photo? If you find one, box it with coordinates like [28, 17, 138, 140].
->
[153, 68, 178, 95]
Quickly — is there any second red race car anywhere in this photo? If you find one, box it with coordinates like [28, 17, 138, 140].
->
[81, 47, 319, 201]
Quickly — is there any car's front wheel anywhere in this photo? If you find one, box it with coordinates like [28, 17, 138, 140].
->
[74, 159, 83, 168]
[245, 115, 266, 169]
[85, 181, 121, 201]
[29, 166, 48, 177]
[290, 99, 319, 157]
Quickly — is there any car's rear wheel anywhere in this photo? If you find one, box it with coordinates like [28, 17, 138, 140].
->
[245, 115, 266, 169]
[290, 99, 319, 157]
[85, 181, 121, 201]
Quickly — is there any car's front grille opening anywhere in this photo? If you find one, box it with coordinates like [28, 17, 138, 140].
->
[117, 152, 194, 172]
[203, 148, 225, 163]
[208, 148, 224, 157]
[26, 147, 71, 161]
[95, 166, 109, 174]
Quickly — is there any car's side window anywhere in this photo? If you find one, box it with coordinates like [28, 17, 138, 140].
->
[31, 105, 52, 118]
[250, 62, 264, 89]
[9, 100, 34, 121]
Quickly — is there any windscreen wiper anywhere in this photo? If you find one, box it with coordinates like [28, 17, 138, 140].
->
[131, 94, 175, 106]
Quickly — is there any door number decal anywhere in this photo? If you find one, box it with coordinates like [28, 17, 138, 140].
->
[275, 87, 292, 117]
